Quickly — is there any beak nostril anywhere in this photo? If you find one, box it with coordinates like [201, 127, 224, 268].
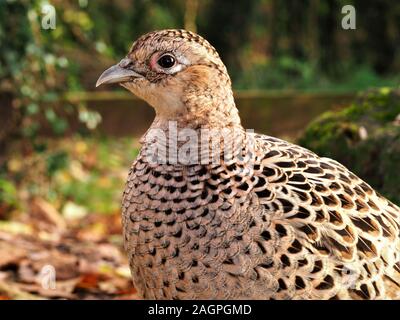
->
[96, 62, 142, 87]
[119, 58, 134, 69]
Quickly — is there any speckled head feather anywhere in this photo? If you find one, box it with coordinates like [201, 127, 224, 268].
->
[96, 29, 400, 300]
[129, 29, 221, 62]
[99, 29, 238, 127]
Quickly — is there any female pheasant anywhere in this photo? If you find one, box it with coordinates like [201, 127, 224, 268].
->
[96, 29, 400, 300]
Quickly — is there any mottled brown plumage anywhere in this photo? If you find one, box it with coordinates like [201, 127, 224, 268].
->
[97, 29, 400, 300]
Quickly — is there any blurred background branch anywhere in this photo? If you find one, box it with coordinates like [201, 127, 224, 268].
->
[184, 0, 198, 32]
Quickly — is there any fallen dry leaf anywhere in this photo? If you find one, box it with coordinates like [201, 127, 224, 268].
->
[0, 242, 27, 268]
[0, 200, 136, 300]
[29, 198, 67, 232]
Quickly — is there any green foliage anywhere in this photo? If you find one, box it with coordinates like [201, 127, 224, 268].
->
[31, 1, 398, 92]
[49, 137, 139, 214]
[46, 151, 69, 176]
[0, 0, 101, 144]
[0, 178, 18, 207]
[235, 56, 319, 90]
[85, 0, 184, 58]
[198, 0, 400, 89]
[235, 59, 399, 91]
[2, 1, 400, 94]
[0, 1, 108, 219]
[5, 136, 138, 214]
[299, 88, 400, 204]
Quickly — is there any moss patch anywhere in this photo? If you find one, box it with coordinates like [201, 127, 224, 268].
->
[298, 88, 400, 205]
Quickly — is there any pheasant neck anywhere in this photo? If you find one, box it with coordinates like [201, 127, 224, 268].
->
[141, 116, 250, 167]
[183, 84, 242, 129]
[141, 81, 246, 165]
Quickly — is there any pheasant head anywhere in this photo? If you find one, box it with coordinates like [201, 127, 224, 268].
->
[96, 29, 240, 128]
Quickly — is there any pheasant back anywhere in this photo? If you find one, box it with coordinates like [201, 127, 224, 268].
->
[122, 133, 400, 299]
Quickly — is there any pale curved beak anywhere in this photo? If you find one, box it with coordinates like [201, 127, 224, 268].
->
[96, 64, 142, 87]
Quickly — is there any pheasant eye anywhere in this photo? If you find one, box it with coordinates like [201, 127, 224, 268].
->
[157, 54, 176, 69]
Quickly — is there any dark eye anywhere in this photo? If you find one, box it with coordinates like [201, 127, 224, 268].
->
[157, 54, 176, 69]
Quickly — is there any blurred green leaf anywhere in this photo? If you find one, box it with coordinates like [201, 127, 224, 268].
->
[46, 151, 69, 175]
[0, 178, 18, 207]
